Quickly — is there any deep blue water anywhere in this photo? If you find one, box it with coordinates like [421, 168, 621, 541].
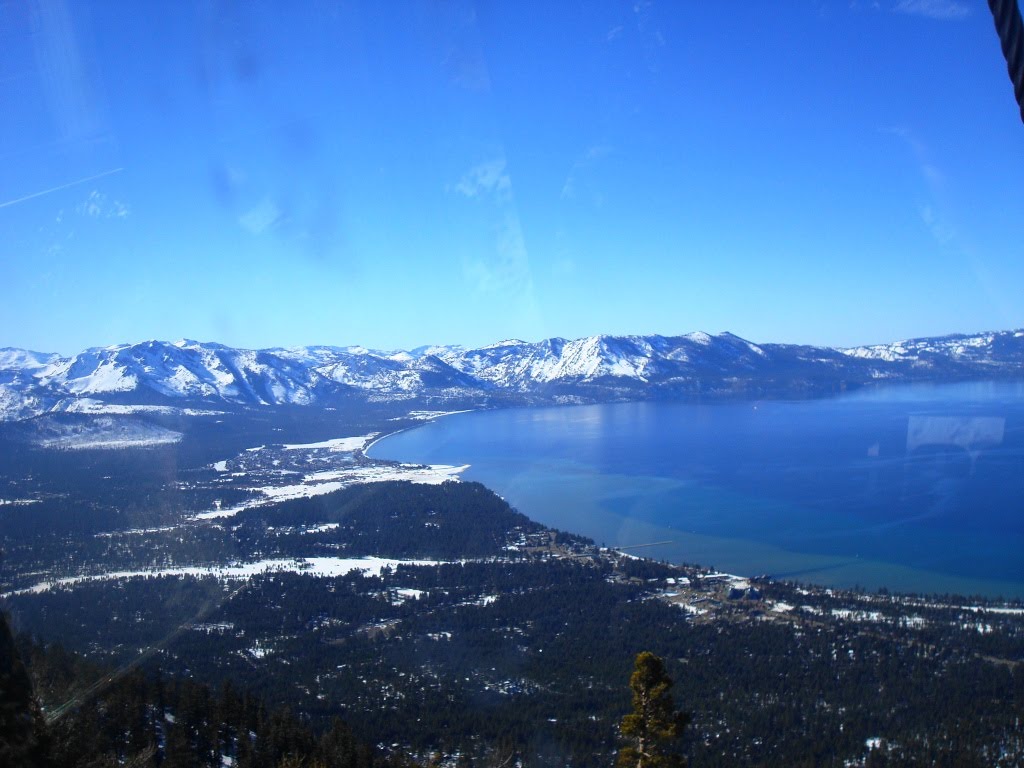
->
[369, 382, 1024, 598]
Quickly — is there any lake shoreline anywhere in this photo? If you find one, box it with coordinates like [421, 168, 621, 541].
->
[370, 387, 1024, 601]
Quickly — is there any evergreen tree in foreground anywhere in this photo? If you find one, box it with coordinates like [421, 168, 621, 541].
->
[0, 610, 49, 768]
[617, 651, 689, 768]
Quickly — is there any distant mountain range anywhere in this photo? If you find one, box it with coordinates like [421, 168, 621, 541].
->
[2, 329, 1023, 421]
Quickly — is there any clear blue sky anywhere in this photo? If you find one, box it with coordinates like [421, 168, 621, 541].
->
[2, 0, 1022, 355]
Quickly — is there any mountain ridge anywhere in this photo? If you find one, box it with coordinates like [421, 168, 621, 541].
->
[2, 329, 1023, 421]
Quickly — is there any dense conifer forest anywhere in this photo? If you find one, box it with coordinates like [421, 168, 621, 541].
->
[3, 479, 1023, 766]
[3, 609, 405, 768]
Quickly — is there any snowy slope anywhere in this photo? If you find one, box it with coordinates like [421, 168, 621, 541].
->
[315, 351, 479, 393]
[32, 340, 338, 405]
[444, 332, 772, 390]
[27, 416, 183, 450]
[0, 348, 61, 371]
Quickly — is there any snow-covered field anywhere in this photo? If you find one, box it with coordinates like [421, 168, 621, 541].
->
[193, 463, 469, 520]
[301, 463, 469, 486]
[282, 433, 378, 452]
[6, 556, 447, 597]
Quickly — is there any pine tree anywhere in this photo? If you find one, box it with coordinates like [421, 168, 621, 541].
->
[0, 610, 49, 768]
[617, 651, 689, 768]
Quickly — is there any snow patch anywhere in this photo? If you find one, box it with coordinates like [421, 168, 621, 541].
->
[303, 523, 340, 534]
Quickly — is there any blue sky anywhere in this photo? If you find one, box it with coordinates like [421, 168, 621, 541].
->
[1, 0, 1021, 355]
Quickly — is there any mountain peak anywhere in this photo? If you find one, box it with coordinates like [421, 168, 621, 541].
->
[684, 331, 713, 345]
[481, 339, 528, 349]
[0, 348, 60, 370]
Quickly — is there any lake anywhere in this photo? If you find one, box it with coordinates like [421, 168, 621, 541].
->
[369, 382, 1024, 598]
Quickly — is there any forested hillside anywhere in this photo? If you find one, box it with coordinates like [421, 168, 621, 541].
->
[4, 482, 1023, 766]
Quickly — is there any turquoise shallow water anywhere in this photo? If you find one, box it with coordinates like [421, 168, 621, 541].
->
[369, 382, 1024, 598]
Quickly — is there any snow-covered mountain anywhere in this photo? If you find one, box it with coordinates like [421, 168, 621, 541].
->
[28, 340, 342, 405]
[840, 330, 1024, 368]
[2, 329, 1023, 421]
[442, 332, 770, 390]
